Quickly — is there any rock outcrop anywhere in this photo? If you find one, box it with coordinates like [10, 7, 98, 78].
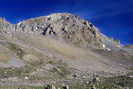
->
[0, 13, 120, 49]
[18, 13, 112, 48]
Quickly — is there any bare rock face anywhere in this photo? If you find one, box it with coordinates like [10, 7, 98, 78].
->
[0, 13, 121, 49]
[15, 13, 109, 48]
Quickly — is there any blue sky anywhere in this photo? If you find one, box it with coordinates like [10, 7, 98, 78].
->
[0, 0, 133, 44]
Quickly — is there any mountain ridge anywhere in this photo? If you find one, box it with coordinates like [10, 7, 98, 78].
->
[0, 13, 121, 49]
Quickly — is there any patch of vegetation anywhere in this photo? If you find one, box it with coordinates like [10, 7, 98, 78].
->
[0, 75, 132, 89]
[51, 66, 68, 77]
[48, 60, 54, 64]
[7, 42, 25, 59]
[0, 68, 21, 78]
[50, 60, 71, 78]
[0, 65, 36, 78]
[0, 85, 43, 89]
[70, 76, 133, 89]
[105, 76, 133, 88]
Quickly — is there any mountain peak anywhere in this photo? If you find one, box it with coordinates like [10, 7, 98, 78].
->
[1, 13, 121, 49]
[16, 13, 107, 48]
[19, 13, 80, 24]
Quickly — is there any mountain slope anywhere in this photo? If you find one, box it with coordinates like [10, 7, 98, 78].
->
[0, 13, 132, 85]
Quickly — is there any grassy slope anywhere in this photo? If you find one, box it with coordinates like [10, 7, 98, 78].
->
[0, 32, 132, 88]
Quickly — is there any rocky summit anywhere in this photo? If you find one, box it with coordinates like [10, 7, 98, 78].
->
[0, 13, 133, 89]
[0, 13, 120, 49]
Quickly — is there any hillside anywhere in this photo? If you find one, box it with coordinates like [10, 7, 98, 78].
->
[0, 13, 132, 88]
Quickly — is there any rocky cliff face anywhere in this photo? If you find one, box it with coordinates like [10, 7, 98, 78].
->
[0, 13, 120, 49]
